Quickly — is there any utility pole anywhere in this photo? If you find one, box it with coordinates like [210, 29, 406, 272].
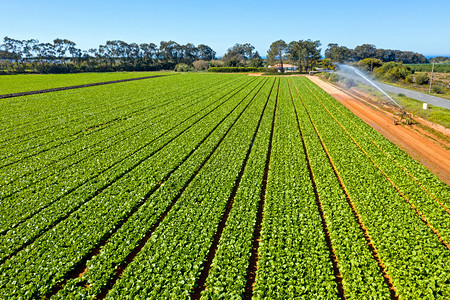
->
[428, 62, 435, 93]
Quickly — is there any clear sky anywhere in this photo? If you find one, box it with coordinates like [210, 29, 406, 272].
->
[2, 0, 449, 57]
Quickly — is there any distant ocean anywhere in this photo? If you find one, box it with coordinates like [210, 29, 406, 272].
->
[425, 55, 450, 59]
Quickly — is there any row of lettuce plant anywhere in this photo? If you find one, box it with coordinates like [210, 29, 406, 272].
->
[0, 77, 266, 298]
[98, 78, 273, 299]
[289, 77, 391, 299]
[0, 75, 232, 165]
[299, 77, 450, 246]
[252, 79, 338, 299]
[296, 77, 450, 299]
[198, 78, 278, 299]
[301, 77, 449, 207]
[0, 76, 252, 240]
[0, 76, 241, 200]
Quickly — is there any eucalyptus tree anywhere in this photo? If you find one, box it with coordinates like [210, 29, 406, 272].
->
[288, 39, 321, 72]
[197, 44, 215, 61]
[267, 39, 287, 72]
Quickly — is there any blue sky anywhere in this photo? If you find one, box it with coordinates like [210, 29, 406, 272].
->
[2, 0, 449, 57]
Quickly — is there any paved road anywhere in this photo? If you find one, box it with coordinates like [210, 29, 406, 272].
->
[336, 71, 450, 110]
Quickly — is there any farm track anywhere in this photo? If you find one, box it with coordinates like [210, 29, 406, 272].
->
[47, 78, 268, 300]
[190, 78, 273, 299]
[92, 78, 268, 300]
[291, 78, 398, 299]
[0, 78, 261, 262]
[0, 75, 165, 99]
[287, 79, 345, 299]
[243, 79, 279, 300]
[303, 79, 449, 212]
[0, 77, 240, 196]
[303, 81, 450, 249]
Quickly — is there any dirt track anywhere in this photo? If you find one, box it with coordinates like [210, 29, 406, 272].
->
[308, 76, 450, 185]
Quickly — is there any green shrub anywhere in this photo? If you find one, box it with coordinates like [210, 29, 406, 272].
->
[431, 85, 444, 94]
[415, 73, 429, 85]
[328, 73, 340, 82]
[174, 63, 193, 72]
[374, 62, 412, 82]
[405, 74, 414, 83]
[208, 67, 269, 73]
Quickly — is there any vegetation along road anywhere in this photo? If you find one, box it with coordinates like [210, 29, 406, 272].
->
[336, 71, 450, 109]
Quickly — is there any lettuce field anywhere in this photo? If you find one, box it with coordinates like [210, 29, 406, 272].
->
[0, 74, 449, 299]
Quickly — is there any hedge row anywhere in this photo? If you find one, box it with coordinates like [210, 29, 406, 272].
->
[208, 67, 272, 73]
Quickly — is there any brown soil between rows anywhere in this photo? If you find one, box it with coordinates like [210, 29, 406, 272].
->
[308, 76, 450, 185]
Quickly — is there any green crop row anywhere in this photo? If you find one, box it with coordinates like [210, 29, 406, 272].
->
[0, 75, 224, 163]
[301, 77, 450, 208]
[300, 77, 450, 246]
[199, 78, 278, 299]
[252, 78, 338, 299]
[102, 78, 272, 299]
[52, 78, 273, 300]
[0, 74, 448, 299]
[0, 77, 265, 298]
[0, 76, 245, 237]
[289, 77, 391, 299]
[0, 76, 238, 192]
[297, 77, 450, 298]
[0, 72, 169, 95]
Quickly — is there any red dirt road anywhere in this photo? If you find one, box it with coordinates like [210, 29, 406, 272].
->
[308, 76, 450, 185]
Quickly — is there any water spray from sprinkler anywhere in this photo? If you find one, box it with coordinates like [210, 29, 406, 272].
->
[338, 64, 403, 110]
[336, 64, 412, 125]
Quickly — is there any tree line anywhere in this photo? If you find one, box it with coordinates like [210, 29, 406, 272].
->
[324, 43, 428, 64]
[0, 36, 434, 74]
[0, 36, 215, 73]
[267, 39, 322, 72]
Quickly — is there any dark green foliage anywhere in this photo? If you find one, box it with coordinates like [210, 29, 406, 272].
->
[415, 73, 429, 85]
[429, 56, 450, 63]
[356, 58, 383, 72]
[407, 63, 450, 73]
[325, 43, 428, 64]
[174, 63, 193, 72]
[0, 36, 216, 74]
[208, 67, 269, 73]
[249, 57, 264, 68]
[373, 62, 412, 82]
[431, 85, 444, 94]
[324, 72, 340, 82]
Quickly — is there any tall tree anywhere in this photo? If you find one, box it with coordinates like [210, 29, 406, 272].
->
[222, 43, 255, 63]
[197, 44, 215, 60]
[182, 43, 198, 63]
[325, 43, 353, 62]
[354, 44, 377, 60]
[267, 40, 287, 72]
[288, 39, 321, 72]
[53, 38, 76, 64]
[159, 41, 181, 64]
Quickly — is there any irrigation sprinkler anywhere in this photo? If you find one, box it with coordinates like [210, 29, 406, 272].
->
[349, 67, 412, 125]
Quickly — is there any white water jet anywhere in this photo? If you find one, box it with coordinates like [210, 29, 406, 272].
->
[338, 64, 404, 110]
